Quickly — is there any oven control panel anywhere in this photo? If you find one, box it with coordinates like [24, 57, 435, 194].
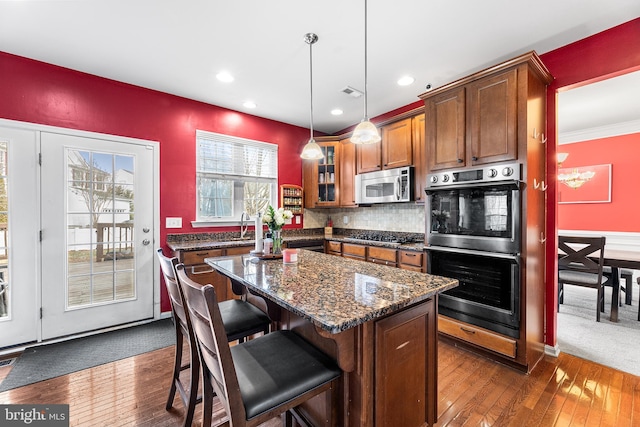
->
[427, 162, 521, 187]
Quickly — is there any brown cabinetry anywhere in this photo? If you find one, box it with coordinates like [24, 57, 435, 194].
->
[375, 299, 436, 426]
[339, 138, 357, 207]
[302, 140, 340, 208]
[356, 118, 412, 174]
[173, 245, 253, 301]
[420, 51, 552, 372]
[423, 68, 518, 171]
[412, 113, 426, 203]
[399, 249, 426, 272]
[325, 240, 342, 256]
[342, 242, 366, 261]
[367, 246, 397, 267]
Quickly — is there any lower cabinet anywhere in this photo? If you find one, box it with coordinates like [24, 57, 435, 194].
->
[326, 240, 426, 272]
[438, 315, 517, 358]
[342, 243, 367, 261]
[173, 246, 252, 301]
[399, 249, 426, 272]
[374, 300, 436, 426]
[367, 246, 397, 267]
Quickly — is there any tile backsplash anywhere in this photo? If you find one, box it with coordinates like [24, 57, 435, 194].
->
[304, 203, 426, 233]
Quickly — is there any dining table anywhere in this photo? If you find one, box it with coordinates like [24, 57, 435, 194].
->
[602, 248, 640, 322]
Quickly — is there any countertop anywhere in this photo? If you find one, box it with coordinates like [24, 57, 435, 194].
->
[205, 250, 457, 334]
[167, 234, 426, 252]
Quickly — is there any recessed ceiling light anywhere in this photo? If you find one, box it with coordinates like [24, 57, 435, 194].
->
[216, 71, 234, 83]
[397, 76, 415, 86]
[331, 109, 343, 116]
[243, 101, 256, 109]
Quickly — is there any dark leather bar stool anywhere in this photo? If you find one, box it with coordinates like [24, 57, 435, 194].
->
[157, 249, 271, 427]
[176, 263, 342, 427]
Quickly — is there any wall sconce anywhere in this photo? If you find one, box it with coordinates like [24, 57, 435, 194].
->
[557, 152, 569, 165]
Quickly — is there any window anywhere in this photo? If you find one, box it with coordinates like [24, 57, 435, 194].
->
[195, 130, 277, 224]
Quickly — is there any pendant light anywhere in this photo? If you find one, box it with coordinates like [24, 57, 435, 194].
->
[351, 0, 381, 145]
[300, 33, 324, 160]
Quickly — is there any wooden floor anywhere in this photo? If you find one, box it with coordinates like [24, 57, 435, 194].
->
[1, 339, 639, 427]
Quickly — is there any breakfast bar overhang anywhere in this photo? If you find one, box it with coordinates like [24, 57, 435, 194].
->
[206, 250, 458, 426]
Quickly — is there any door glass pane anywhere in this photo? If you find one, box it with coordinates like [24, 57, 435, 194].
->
[0, 143, 8, 318]
[66, 149, 136, 309]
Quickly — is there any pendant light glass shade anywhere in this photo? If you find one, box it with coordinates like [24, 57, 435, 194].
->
[351, 0, 380, 145]
[300, 139, 323, 159]
[352, 119, 381, 144]
[300, 33, 324, 160]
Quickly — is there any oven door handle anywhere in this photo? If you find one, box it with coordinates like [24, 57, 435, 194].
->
[425, 179, 520, 193]
[427, 245, 520, 262]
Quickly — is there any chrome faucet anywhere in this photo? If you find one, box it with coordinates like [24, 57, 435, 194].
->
[240, 212, 250, 239]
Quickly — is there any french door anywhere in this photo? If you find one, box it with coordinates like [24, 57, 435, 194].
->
[0, 122, 158, 348]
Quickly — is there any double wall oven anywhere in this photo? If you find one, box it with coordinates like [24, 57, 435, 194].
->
[426, 162, 522, 338]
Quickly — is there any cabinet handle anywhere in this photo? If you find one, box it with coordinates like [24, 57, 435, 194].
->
[472, 156, 478, 161]
[460, 327, 476, 334]
[532, 128, 540, 139]
[457, 158, 463, 163]
[405, 253, 416, 257]
[195, 251, 210, 256]
[541, 133, 547, 144]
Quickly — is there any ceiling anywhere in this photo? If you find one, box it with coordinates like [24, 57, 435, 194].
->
[0, 1, 638, 135]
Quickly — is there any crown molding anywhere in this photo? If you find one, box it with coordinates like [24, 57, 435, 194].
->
[559, 119, 640, 144]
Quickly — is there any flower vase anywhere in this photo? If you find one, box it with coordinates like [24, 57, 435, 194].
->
[271, 229, 283, 255]
[437, 220, 447, 234]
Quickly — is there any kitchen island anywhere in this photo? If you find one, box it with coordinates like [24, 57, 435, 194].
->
[205, 249, 457, 427]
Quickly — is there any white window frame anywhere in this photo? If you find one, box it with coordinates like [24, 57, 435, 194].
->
[192, 130, 278, 227]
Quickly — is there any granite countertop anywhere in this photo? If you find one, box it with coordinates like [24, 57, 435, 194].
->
[326, 236, 426, 252]
[167, 233, 426, 252]
[167, 234, 325, 252]
[205, 250, 457, 334]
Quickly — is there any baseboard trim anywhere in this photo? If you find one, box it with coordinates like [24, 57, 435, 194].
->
[544, 344, 560, 358]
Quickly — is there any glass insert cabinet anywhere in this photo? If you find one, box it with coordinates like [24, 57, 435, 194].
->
[302, 140, 340, 208]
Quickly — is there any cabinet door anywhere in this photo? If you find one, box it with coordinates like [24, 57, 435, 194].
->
[412, 113, 426, 203]
[316, 142, 340, 207]
[356, 140, 382, 174]
[375, 300, 435, 426]
[339, 138, 357, 207]
[382, 117, 412, 169]
[302, 158, 318, 208]
[467, 68, 518, 165]
[426, 87, 466, 171]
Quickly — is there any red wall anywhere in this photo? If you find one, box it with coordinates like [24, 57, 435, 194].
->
[0, 52, 311, 312]
[1, 17, 639, 327]
[540, 17, 640, 347]
[557, 133, 640, 231]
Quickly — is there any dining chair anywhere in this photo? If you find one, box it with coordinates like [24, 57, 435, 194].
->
[157, 249, 271, 427]
[558, 236, 611, 322]
[176, 263, 342, 427]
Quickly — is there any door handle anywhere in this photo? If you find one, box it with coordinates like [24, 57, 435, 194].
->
[142, 239, 150, 246]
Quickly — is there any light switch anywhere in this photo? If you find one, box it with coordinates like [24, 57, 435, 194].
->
[295, 215, 301, 224]
[166, 217, 182, 228]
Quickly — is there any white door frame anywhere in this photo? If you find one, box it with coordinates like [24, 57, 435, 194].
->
[0, 118, 161, 348]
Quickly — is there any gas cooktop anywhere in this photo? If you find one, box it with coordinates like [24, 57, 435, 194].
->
[345, 232, 415, 245]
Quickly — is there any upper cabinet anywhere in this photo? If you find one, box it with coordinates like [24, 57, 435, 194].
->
[339, 138, 357, 207]
[356, 118, 413, 174]
[422, 57, 536, 172]
[302, 140, 341, 208]
[411, 113, 426, 203]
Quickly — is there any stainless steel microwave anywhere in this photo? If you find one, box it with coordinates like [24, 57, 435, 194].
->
[355, 166, 413, 204]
